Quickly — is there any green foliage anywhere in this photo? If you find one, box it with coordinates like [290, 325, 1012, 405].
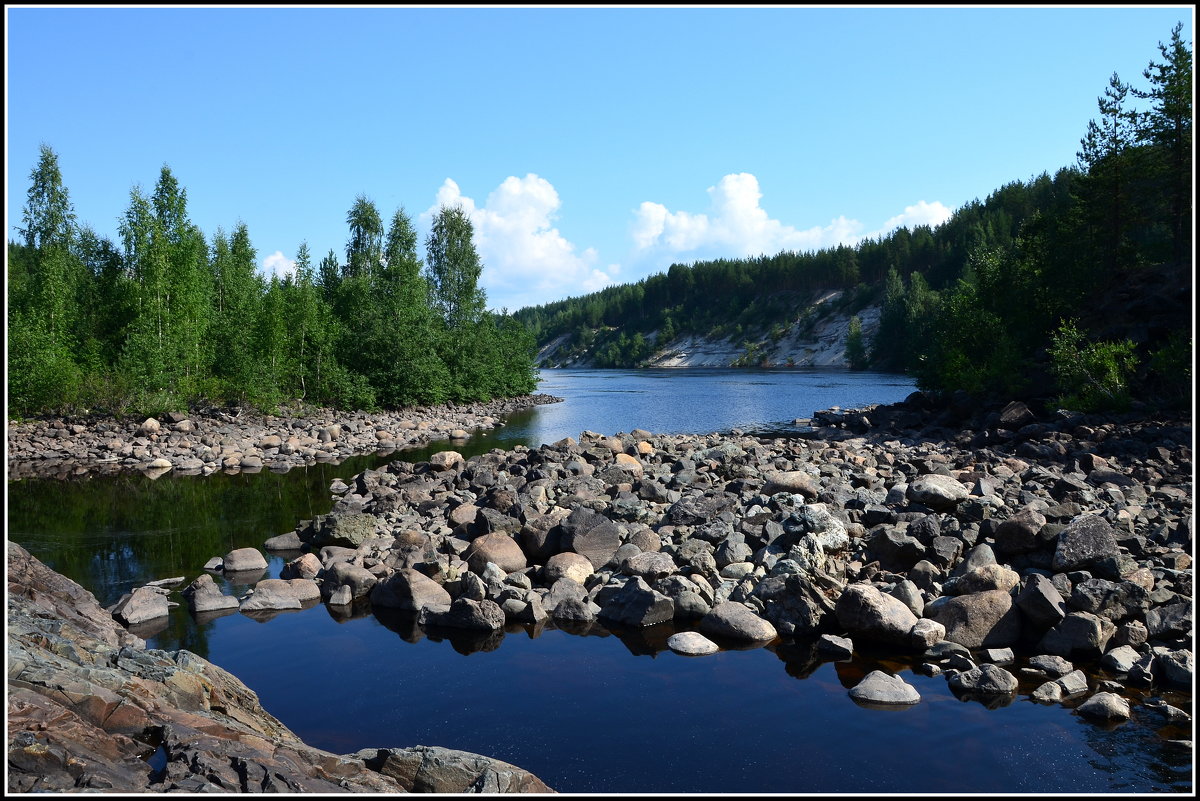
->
[1146, 330, 1192, 408]
[845, 315, 868, 370]
[7, 149, 539, 419]
[1049, 320, 1139, 412]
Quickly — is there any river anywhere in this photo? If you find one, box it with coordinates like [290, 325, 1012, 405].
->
[5, 368, 1191, 793]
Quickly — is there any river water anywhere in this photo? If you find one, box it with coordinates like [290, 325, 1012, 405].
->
[5, 368, 1192, 793]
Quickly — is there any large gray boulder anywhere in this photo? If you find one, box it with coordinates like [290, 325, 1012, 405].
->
[698, 601, 778, 642]
[848, 670, 921, 705]
[239, 579, 302, 612]
[320, 562, 378, 601]
[560, 507, 622, 569]
[543, 552, 594, 585]
[598, 576, 674, 627]
[948, 663, 1019, 695]
[222, 547, 268, 572]
[926, 589, 1022, 649]
[834, 583, 918, 646]
[349, 745, 553, 793]
[182, 574, 240, 613]
[370, 568, 452, 611]
[1036, 611, 1116, 657]
[1016, 573, 1068, 631]
[464, 533, 527, 575]
[1052, 515, 1120, 574]
[421, 597, 506, 631]
[906, 474, 968, 511]
[111, 586, 170, 625]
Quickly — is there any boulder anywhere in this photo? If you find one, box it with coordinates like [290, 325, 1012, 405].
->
[111, 586, 170, 626]
[421, 597, 505, 631]
[222, 547, 268, 572]
[349, 745, 553, 793]
[464, 533, 527, 575]
[543, 552, 595, 586]
[848, 670, 921, 705]
[239, 579, 302, 612]
[598, 576, 674, 627]
[834, 584, 918, 646]
[1052, 515, 1120, 574]
[182, 574, 240, 613]
[666, 631, 720, 656]
[698, 601, 778, 642]
[906, 474, 968, 510]
[926, 589, 1022, 649]
[560, 507, 622, 569]
[370, 568, 453, 611]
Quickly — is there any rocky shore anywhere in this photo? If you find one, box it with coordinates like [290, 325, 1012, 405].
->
[8, 391, 1194, 791]
[7, 541, 556, 793]
[181, 394, 1191, 723]
[5, 393, 563, 480]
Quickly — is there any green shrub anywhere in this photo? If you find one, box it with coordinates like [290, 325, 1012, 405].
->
[1048, 320, 1139, 411]
[1146, 331, 1192, 408]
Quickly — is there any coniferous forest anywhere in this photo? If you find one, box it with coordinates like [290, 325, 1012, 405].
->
[7, 170, 538, 419]
[7, 24, 1192, 420]
[514, 24, 1192, 413]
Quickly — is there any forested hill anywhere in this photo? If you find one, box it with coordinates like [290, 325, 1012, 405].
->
[514, 23, 1192, 413]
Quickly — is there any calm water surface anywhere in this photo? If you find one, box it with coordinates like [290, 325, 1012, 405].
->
[6, 369, 1192, 793]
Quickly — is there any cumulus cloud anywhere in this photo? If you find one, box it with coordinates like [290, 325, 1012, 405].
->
[631, 173, 863, 259]
[422, 175, 618, 310]
[631, 173, 954, 261]
[868, 200, 954, 239]
[260, 250, 296, 280]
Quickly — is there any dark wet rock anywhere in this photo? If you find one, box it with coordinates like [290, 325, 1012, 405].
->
[598, 576, 674, 627]
[1146, 601, 1192, 640]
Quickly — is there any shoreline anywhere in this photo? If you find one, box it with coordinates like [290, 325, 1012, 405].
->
[7, 392, 1193, 792]
[5, 393, 563, 481]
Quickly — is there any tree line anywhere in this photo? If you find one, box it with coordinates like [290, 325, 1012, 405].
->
[8, 160, 538, 419]
[515, 24, 1191, 411]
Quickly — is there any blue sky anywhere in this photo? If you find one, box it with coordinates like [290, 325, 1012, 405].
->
[6, 5, 1194, 312]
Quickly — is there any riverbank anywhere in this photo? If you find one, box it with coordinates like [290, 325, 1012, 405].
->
[9, 392, 1193, 791]
[6, 541, 556, 793]
[5, 394, 563, 481]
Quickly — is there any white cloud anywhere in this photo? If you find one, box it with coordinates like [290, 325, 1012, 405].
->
[260, 250, 296, 280]
[631, 173, 954, 261]
[868, 200, 954, 238]
[631, 173, 863, 259]
[422, 174, 619, 310]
